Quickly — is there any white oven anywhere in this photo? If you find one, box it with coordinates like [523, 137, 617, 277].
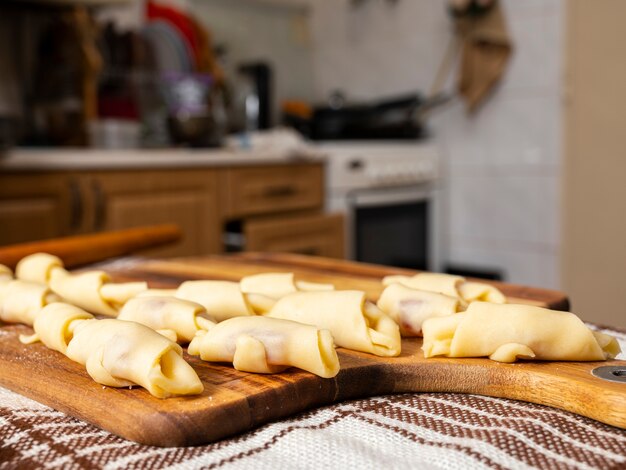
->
[322, 142, 441, 271]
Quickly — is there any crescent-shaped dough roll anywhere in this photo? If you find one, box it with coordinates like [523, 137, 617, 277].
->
[20, 302, 94, 353]
[377, 283, 462, 337]
[382, 273, 463, 298]
[382, 273, 505, 305]
[241, 273, 297, 299]
[295, 280, 335, 292]
[99, 282, 149, 309]
[0, 264, 13, 283]
[457, 282, 506, 304]
[188, 316, 340, 378]
[421, 301, 621, 362]
[240, 273, 335, 313]
[65, 317, 203, 398]
[15, 253, 64, 284]
[0, 280, 60, 325]
[266, 291, 401, 357]
[136, 288, 178, 298]
[49, 269, 146, 317]
[176, 280, 254, 322]
[118, 296, 216, 343]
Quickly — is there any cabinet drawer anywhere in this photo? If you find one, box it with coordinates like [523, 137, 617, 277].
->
[223, 164, 323, 218]
[244, 212, 344, 259]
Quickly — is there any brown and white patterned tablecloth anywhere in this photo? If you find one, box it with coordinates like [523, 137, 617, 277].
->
[1, 329, 625, 470]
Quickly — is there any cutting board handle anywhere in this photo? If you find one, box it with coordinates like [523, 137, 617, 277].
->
[363, 352, 626, 430]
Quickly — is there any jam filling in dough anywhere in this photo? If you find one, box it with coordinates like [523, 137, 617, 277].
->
[118, 296, 216, 343]
[377, 283, 462, 337]
[16, 253, 64, 285]
[383, 272, 505, 304]
[176, 280, 254, 322]
[0, 279, 60, 326]
[421, 301, 621, 362]
[266, 290, 401, 357]
[188, 316, 340, 378]
[240, 273, 335, 313]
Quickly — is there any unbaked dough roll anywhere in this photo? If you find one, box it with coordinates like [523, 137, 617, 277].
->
[176, 280, 254, 322]
[136, 288, 178, 298]
[0, 264, 13, 283]
[421, 301, 621, 362]
[383, 273, 463, 298]
[0, 280, 60, 325]
[296, 280, 335, 292]
[377, 283, 461, 337]
[20, 302, 94, 354]
[240, 273, 335, 313]
[383, 273, 505, 305]
[15, 253, 64, 285]
[65, 317, 203, 398]
[118, 296, 216, 343]
[188, 316, 340, 378]
[241, 273, 297, 300]
[266, 291, 401, 357]
[458, 282, 506, 304]
[49, 269, 146, 317]
[99, 282, 149, 309]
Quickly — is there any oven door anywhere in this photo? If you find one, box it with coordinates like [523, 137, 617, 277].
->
[347, 185, 434, 270]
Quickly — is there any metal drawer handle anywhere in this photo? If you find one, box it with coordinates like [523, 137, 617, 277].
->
[263, 185, 297, 198]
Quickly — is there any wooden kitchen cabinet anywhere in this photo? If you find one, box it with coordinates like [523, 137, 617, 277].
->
[82, 170, 221, 257]
[0, 160, 343, 259]
[244, 212, 345, 259]
[0, 173, 84, 246]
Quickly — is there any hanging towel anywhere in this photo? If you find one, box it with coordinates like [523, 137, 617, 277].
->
[454, 0, 512, 113]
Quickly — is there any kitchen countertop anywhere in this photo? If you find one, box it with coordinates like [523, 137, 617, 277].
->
[0, 147, 326, 172]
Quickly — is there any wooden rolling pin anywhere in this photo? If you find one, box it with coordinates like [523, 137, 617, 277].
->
[0, 224, 182, 269]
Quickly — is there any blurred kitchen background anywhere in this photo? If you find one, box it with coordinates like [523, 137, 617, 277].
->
[0, 0, 624, 328]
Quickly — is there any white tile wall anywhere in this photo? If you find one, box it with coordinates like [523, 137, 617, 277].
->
[309, 0, 451, 101]
[309, 0, 565, 288]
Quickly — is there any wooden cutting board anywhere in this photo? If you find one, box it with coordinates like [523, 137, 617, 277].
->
[0, 253, 624, 447]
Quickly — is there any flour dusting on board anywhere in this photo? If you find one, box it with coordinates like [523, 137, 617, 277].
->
[0, 328, 14, 338]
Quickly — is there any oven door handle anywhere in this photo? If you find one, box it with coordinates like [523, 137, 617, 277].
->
[348, 187, 432, 207]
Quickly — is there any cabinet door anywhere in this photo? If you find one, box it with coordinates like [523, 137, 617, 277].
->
[0, 173, 79, 245]
[244, 212, 345, 258]
[86, 170, 220, 257]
